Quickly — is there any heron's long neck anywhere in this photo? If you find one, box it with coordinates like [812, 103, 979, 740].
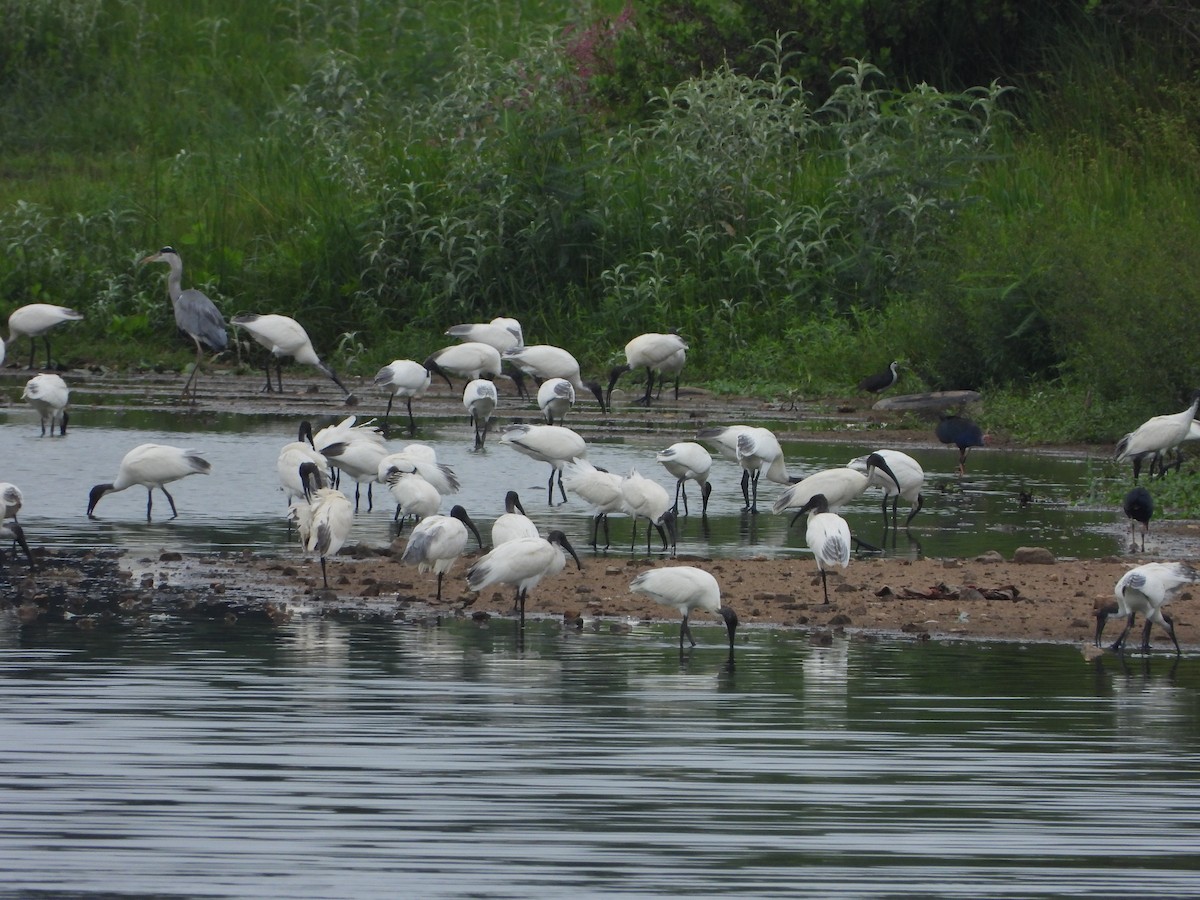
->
[165, 260, 184, 303]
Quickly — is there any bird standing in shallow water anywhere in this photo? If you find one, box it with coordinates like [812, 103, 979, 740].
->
[793, 493, 851, 605]
[6, 303, 85, 370]
[1122, 486, 1153, 552]
[87, 444, 212, 521]
[935, 413, 987, 475]
[467, 529, 581, 624]
[1095, 562, 1198, 656]
[22, 373, 70, 436]
[373, 359, 430, 436]
[0, 482, 34, 571]
[656, 441, 713, 517]
[629, 565, 738, 657]
[1115, 391, 1200, 482]
[463, 379, 498, 450]
[139, 247, 228, 403]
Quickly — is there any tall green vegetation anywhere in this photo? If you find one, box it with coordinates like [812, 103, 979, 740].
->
[1, 0, 1198, 445]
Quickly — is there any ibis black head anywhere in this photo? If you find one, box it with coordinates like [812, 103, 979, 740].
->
[451, 504, 483, 549]
[798, 493, 831, 516]
[1093, 599, 1120, 646]
[865, 452, 901, 493]
[504, 490, 526, 516]
[548, 529, 583, 570]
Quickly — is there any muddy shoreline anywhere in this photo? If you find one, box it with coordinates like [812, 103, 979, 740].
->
[2, 367, 1196, 654]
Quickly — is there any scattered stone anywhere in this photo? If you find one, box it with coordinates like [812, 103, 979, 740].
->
[1013, 547, 1056, 564]
[828, 613, 853, 626]
[875, 586, 895, 598]
[943, 559, 961, 569]
[159, 551, 183, 562]
[975, 550, 1005, 563]
[958, 586, 985, 602]
[834, 582, 856, 593]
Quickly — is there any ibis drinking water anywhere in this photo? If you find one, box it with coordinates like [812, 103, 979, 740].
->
[847, 449, 924, 527]
[463, 379, 498, 450]
[1095, 562, 1198, 656]
[606, 331, 688, 406]
[499, 423, 588, 505]
[629, 565, 738, 656]
[232, 313, 355, 402]
[86, 444, 212, 521]
[503, 344, 608, 413]
[656, 441, 713, 516]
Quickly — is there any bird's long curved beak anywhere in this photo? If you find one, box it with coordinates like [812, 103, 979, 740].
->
[584, 380, 608, 415]
[868, 454, 902, 493]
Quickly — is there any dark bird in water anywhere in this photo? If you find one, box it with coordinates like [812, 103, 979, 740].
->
[935, 413, 987, 475]
[1122, 485, 1154, 552]
[858, 361, 899, 394]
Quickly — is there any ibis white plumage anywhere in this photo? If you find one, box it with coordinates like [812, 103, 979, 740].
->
[277, 421, 332, 507]
[847, 449, 924, 527]
[1115, 391, 1200, 482]
[290, 464, 354, 590]
[1095, 562, 1198, 655]
[466, 529, 581, 623]
[491, 490, 540, 546]
[629, 565, 738, 654]
[86, 444, 212, 521]
[621, 468, 677, 555]
[499, 423, 587, 505]
[232, 313, 354, 402]
[401, 505, 483, 602]
[424, 342, 503, 391]
[0, 482, 34, 570]
[503, 344, 607, 413]
[22, 373, 70, 436]
[606, 332, 688, 406]
[386, 471, 443, 530]
[373, 359, 431, 435]
[772, 454, 901, 525]
[656, 441, 713, 516]
[6, 303, 85, 370]
[463, 378, 498, 450]
[735, 426, 793, 513]
[445, 317, 524, 352]
[562, 459, 626, 550]
[537, 377, 575, 426]
[793, 493, 851, 605]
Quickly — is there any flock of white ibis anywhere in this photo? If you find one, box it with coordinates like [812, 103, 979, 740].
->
[1, 267, 1196, 658]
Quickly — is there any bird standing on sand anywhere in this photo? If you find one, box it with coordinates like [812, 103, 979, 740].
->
[401, 505, 483, 603]
[232, 313, 355, 402]
[793, 493, 851, 605]
[629, 565, 738, 656]
[607, 331, 688, 407]
[467, 530, 582, 624]
[6, 303, 85, 370]
[139, 247, 228, 403]
[1095, 562, 1198, 656]
[290, 463, 354, 590]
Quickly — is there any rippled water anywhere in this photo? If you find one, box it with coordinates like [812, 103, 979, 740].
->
[0, 406, 1124, 562]
[2, 618, 1198, 898]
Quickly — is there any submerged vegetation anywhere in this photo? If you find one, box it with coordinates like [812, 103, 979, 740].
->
[2, 1, 1199, 448]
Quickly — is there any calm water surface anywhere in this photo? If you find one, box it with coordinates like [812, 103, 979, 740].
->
[2, 618, 1199, 898]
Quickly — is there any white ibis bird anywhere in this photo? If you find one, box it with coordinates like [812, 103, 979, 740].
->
[629, 566, 738, 655]
[0, 482, 34, 571]
[445, 316, 524, 352]
[503, 344, 607, 413]
[772, 456, 899, 525]
[289, 463, 354, 590]
[400, 504, 483, 602]
[231, 313, 354, 402]
[656, 441, 713, 516]
[377, 449, 459, 498]
[277, 421, 332, 507]
[857, 361, 899, 394]
[385, 471, 442, 530]
[735, 427, 795, 514]
[1122, 486, 1153, 552]
[6, 303, 84, 370]
[1115, 391, 1200, 482]
[466, 529, 581, 623]
[463, 378, 499, 450]
[320, 430, 390, 512]
[847, 449, 924, 527]
[935, 413, 988, 475]
[793, 493, 851, 605]
[537, 377, 575, 426]
[499, 423, 587, 505]
[424, 342, 503, 391]
[562, 459, 626, 550]
[373, 359, 430, 435]
[139, 247, 228, 402]
[621, 468, 677, 555]
[1095, 562, 1198, 655]
[491, 490, 539, 546]
[86, 444, 211, 520]
[21, 373, 70, 436]
[606, 332, 688, 406]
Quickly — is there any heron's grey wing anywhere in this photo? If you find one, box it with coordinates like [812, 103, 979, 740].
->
[177, 288, 228, 351]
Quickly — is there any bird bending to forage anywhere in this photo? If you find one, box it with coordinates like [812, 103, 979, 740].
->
[6, 303, 85, 370]
[22, 373, 70, 436]
[1095, 562, 1199, 656]
[607, 332, 688, 407]
[621, 468, 677, 555]
[277, 422, 332, 508]
[385, 471, 442, 530]
[935, 413, 988, 475]
[373, 359, 431, 436]
[537, 377, 575, 426]
[562, 459, 626, 550]
[773, 454, 902, 526]
[87, 444, 211, 520]
[847, 449, 923, 527]
[1122, 486, 1153, 553]
[629, 566, 738, 655]
[424, 342, 503, 392]
[467, 529, 581, 623]
[445, 317, 524, 353]
[734, 426, 795, 514]
[793, 493, 851, 605]
[499, 423, 588, 505]
[656, 441, 713, 517]
[463, 379, 499, 450]
[0, 482, 34, 571]
[491, 490, 540, 546]
[1115, 391, 1200, 482]
[139, 247, 228, 403]
[503, 344, 608, 414]
[232, 313, 354, 403]
[401, 505, 483, 603]
[857, 361, 899, 394]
